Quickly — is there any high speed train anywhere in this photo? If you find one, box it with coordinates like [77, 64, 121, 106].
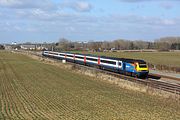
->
[42, 51, 149, 78]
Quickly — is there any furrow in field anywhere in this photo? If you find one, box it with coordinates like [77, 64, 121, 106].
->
[19, 62, 73, 118]
[0, 60, 35, 119]
[33, 63, 103, 119]
[0, 56, 45, 119]
[7, 61, 52, 119]
[12, 60, 82, 119]
[0, 75, 6, 119]
[0, 59, 19, 119]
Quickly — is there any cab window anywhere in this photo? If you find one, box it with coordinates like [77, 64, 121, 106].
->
[135, 65, 137, 69]
[139, 64, 147, 68]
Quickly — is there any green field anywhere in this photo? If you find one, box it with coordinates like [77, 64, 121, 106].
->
[73, 51, 180, 67]
[0, 51, 179, 119]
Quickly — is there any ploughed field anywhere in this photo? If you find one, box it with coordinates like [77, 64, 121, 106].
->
[0, 51, 179, 119]
[73, 51, 180, 67]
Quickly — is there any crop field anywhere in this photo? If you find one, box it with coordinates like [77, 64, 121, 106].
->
[0, 51, 180, 119]
[73, 51, 180, 67]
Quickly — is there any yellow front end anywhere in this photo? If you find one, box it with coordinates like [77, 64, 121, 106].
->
[135, 63, 149, 78]
[136, 63, 149, 72]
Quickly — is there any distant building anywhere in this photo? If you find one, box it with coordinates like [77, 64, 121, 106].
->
[4, 45, 12, 50]
[20, 44, 48, 51]
[12, 42, 17, 45]
[21, 45, 36, 50]
[36, 46, 47, 51]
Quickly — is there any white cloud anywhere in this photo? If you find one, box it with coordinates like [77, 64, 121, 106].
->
[0, 0, 22, 7]
[0, 0, 56, 10]
[73, 1, 92, 12]
[117, 0, 153, 3]
[107, 14, 177, 26]
[10, 8, 96, 23]
[65, 26, 75, 32]
[160, 2, 174, 10]
[0, 0, 92, 12]
[14, 25, 21, 31]
[60, 1, 92, 12]
[162, 19, 175, 25]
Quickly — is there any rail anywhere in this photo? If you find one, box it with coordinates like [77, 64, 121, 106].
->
[149, 73, 180, 81]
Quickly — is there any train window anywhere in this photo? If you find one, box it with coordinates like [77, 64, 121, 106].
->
[119, 62, 122, 66]
[139, 64, 147, 68]
[75, 56, 84, 59]
[86, 57, 97, 62]
[66, 55, 73, 57]
[50, 53, 58, 55]
[60, 54, 65, 56]
[101, 60, 116, 65]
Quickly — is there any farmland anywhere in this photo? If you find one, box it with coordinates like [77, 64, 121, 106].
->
[72, 51, 180, 67]
[0, 51, 180, 119]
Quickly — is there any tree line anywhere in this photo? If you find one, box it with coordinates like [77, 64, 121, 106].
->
[54, 37, 180, 51]
[3, 36, 180, 51]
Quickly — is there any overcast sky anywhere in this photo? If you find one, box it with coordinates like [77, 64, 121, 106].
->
[0, 0, 180, 43]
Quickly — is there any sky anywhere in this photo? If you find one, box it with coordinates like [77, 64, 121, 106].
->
[0, 0, 180, 43]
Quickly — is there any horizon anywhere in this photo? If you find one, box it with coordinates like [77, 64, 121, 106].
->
[0, 0, 180, 44]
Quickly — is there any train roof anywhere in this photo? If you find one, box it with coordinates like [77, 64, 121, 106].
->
[67, 52, 146, 64]
[45, 51, 146, 64]
[100, 56, 146, 64]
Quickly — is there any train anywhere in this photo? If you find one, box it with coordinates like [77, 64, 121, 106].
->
[42, 51, 149, 78]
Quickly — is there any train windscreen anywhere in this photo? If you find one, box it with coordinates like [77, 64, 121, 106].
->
[139, 64, 147, 68]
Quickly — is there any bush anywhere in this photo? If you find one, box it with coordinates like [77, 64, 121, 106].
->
[0, 45, 5, 50]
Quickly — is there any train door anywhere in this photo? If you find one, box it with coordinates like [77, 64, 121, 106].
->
[118, 61, 122, 73]
[123, 62, 127, 75]
[118, 61, 122, 69]
[123, 63, 126, 71]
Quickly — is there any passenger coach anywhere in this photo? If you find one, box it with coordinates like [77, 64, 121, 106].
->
[42, 51, 149, 78]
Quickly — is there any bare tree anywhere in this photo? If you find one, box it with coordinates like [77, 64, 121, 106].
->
[56, 38, 70, 51]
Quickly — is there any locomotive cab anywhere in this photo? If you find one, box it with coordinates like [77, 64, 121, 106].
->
[135, 63, 148, 71]
[135, 62, 149, 78]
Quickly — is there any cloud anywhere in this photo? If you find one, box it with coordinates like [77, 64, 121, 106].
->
[160, 2, 174, 10]
[117, 0, 180, 3]
[116, 0, 153, 3]
[60, 1, 92, 12]
[162, 19, 175, 25]
[15, 9, 95, 22]
[73, 1, 92, 12]
[106, 14, 177, 26]
[0, 0, 56, 10]
[0, 0, 93, 13]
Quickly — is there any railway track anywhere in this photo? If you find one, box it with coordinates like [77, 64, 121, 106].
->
[149, 73, 180, 81]
[17, 50, 180, 95]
